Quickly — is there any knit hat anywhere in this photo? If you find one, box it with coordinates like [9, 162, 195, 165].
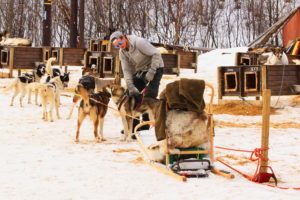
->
[110, 31, 123, 42]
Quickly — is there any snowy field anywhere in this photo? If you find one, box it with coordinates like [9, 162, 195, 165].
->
[0, 48, 300, 200]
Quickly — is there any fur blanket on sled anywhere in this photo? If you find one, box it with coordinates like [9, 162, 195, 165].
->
[155, 78, 206, 141]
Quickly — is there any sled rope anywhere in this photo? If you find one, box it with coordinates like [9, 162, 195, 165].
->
[74, 93, 140, 121]
[215, 146, 300, 190]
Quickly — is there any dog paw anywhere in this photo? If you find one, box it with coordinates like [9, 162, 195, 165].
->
[119, 136, 126, 142]
[125, 137, 132, 142]
[75, 139, 79, 143]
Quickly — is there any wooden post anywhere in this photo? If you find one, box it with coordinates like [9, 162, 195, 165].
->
[9, 48, 14, 78]
[177, 54, 180, 76]
[260, 89, 271, 173]
[59, 48, 63, 69]
[217, 67, 222, 102]
[261, 65, 267, 91]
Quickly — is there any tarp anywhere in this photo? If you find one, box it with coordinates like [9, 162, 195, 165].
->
[283, 9, 300, 47]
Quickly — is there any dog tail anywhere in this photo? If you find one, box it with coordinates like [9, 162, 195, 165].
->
[3, 78, 19, 93]
[77, 85, 89, 102]
[46, 57, 57, 77]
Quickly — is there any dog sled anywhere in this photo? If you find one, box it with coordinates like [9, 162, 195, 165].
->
[134, 80, 234, 181]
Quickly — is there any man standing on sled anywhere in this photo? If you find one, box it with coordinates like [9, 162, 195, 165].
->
[110, 31, 164, 135]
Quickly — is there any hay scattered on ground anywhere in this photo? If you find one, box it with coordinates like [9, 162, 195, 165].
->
[217, 121, 300, 129]
[212, 102, 278, 116]
[129, 157, 144, 164]
[113, 149, 140, 153]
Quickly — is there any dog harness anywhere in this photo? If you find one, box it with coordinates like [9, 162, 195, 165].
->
[18, 73, 35, 84]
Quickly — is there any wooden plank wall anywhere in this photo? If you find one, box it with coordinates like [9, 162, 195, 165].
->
[267, 65, 300, 95]
[161, 54, 179, 75]
[62, 48, 85, 66]
[177, 51, 197, 70]
[13, 47, 43, 69]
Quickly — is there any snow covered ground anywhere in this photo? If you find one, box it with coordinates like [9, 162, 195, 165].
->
[0, 48, 299, 200]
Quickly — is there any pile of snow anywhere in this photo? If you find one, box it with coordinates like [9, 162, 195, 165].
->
[197, 47, 249, 74]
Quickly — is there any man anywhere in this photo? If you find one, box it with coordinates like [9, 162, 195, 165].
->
[110, 31, 164, 98]
[110, 31, 164, 135]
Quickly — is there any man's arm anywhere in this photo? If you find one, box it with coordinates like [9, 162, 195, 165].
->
[120, 51, 139, 95]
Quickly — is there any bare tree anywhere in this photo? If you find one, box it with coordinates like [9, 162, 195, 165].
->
[70, 0, 78, 47]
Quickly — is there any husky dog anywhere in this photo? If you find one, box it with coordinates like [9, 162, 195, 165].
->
[4, 64, 46, 107]
[0, 30, 31, 46]
[75, 84, 111, 143]
[109, 85, 209, 161]
[35, 72, 70, 122]
[67, 76, 114, 119]
[27, 57, 59, 106]
[39, 57, 61, 83]
[109, 84, 162, 142]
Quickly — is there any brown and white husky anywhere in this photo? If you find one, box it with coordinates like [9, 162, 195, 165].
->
[75, 84, 111, 143]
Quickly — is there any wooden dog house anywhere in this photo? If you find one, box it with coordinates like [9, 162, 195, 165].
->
[235, 52, 260, 66]
[100, 52, 119, 78]
[83, 51, 101, 75]
[0, 46, 44, 77]
[218, 66, 243, 97]
[218, 64, 300, 101]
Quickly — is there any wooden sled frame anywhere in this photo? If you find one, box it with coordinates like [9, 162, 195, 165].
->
[134, 82, 234, 181]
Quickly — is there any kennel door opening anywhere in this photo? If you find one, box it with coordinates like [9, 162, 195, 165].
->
[92, 43, 99, 51]
[44, 50, 50, 62]
[101, 44, 108, 52]
[88, 56, 99, 73]
[1, 50, 9, 65]
[244, 71, 258, 92]
[240, 57, 250, 65]
[103, 57, 113, 74]
[51, 50, 59, 61]
[224, 72, 238, 92]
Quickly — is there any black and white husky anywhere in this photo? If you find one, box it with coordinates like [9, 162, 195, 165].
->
[4, 64, 46, 107]
[36, 72, 70, 122]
